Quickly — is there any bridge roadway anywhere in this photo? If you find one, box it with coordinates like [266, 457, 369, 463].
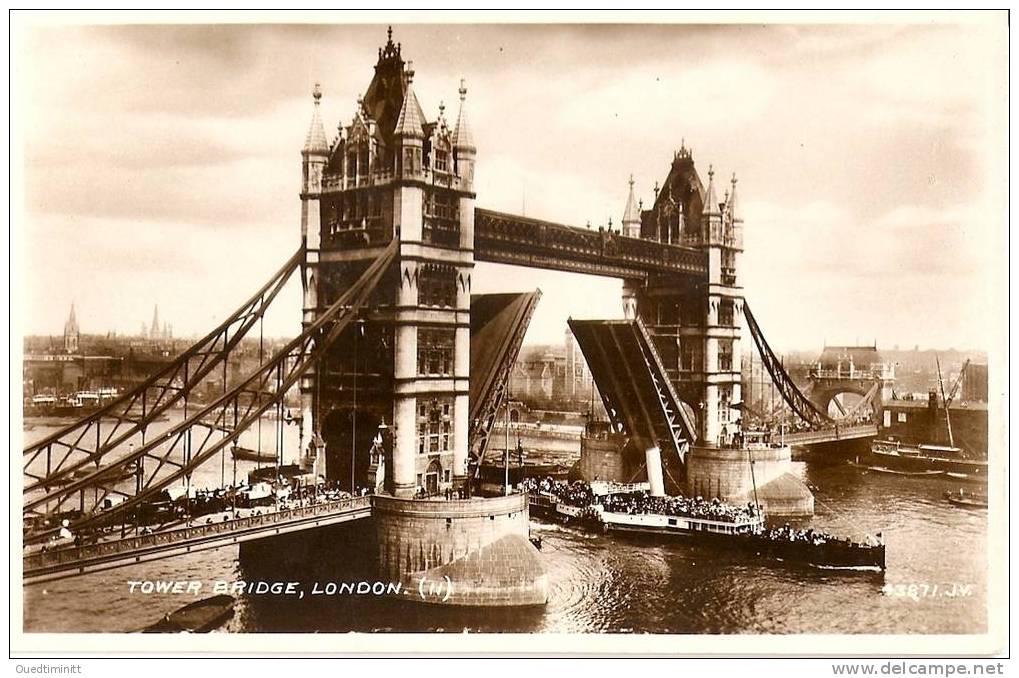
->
[23, 496, 372, 585]
[781, 423, 879, 446]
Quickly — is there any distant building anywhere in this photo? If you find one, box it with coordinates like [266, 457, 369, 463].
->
[142, 305, 173, 342]
[563, 328, 594, 398]
[63, 304, 80, 354]
[510, 330, 599, 411]
[962, 363, 988, 402]
[814, 345, 887, 377]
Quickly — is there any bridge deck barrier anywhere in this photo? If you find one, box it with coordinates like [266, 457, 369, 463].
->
[24, 496, 372, 583]
[782, 424, 879, 445]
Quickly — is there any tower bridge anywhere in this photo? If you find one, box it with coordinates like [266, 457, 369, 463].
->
[22, 28, 875, 603]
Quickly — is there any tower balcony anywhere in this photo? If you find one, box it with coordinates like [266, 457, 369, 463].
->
[422, 215, 462, 248]
[321, 166, 470, 195]
[322, 216, 392, 249]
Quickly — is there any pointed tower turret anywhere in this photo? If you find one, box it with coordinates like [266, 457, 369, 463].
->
[303, 83, 329, 156]
[622, 174, 641, 238]
[727, 172, 743, 249]
[703, 165, 721, 216]
[452, 78, 476, 190]
[394, 67, 424, 139]
[301, 83, 329, 248]
[394, 64, 424, 177]
[702, 165, 722, 245]
[727, 172, 740, 223]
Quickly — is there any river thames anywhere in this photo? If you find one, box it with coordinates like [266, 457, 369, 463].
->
[23, 415, 986, 634]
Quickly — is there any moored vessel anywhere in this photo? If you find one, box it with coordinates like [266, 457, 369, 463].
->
[866, 441, 987, 481]
[861, 356, 986, 484]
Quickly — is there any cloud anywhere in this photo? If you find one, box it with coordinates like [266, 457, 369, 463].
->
[14, 21, 1006, 354]
[742, 198, 997, 351]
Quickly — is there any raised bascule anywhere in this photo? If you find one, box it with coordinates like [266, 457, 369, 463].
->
[22, 28, 879, 602]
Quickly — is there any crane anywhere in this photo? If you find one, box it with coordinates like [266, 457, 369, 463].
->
[935, 357, 969, 448]
[945, 359, 971, 409]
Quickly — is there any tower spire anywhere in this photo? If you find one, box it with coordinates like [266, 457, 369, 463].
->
[394, 67, 424, 138]
[622, 174, 641, 238]
[728, 172, 740, 222]
[702, 165, 721, 216]
[452, 78, 475, 151]
[303, 82, 329, 155]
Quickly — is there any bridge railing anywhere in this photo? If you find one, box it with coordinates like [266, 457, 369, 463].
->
[782, 423, 879, 443]
[25, 496, 372, 572]
[810, 368, 892, 380]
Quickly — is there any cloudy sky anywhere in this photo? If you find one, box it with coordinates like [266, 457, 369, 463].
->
[14, 16, 1007, 352]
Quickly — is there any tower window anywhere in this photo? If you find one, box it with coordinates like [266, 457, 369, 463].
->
[718, 339, 734, 372]
[417, 328, 455, 376]
[718, 299, 735, 327]
[718, 385, 733, 423]
[417, 397, 453, 455]
[418, 264, 457, 307]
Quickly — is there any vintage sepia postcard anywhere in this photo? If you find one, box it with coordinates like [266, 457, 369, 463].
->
[9, 10, 1010, 660]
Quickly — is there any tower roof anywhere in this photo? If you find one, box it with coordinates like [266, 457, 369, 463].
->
[622, 174, 640, 224]
[452, 79, 475, 151]
[64, 303, 78, 333]
[393, 69, 425, 139]
[728, 173, 741, 222]
[303, 83, 329, 155]
[702, 165, 721, 216]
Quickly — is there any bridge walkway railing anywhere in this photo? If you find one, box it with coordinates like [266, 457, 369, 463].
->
[24, 496, 371, 580]
[782, 423, 879, 445]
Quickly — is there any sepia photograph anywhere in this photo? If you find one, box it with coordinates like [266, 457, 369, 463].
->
[10, 10, 1009, 658]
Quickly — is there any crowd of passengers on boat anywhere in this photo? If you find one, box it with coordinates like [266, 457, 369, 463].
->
[522, 477, 760, 524]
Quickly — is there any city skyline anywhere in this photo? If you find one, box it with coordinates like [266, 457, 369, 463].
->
[15, 21, 1006, 353]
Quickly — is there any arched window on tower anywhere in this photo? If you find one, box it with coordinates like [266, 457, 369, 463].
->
[434, 148, 448, 173]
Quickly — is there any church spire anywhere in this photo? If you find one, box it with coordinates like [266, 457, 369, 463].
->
[150, 305, 160, 340]
[303, 82, 329, 156]
[66, 302, 77, 330]
[622, 174, 641, 238]
[63, 303, 80, 354]
[452, 78, 475, 151]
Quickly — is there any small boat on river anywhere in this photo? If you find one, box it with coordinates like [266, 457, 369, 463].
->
[141, 595, 235, 633]
[231, 445, 277, 463]
[944, 489, 988, 509]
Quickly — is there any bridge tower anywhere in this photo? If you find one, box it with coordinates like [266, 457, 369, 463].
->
[297, 29, 545, 605]
[626, 147, 744, 447]
[298, 33, 475, 497]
